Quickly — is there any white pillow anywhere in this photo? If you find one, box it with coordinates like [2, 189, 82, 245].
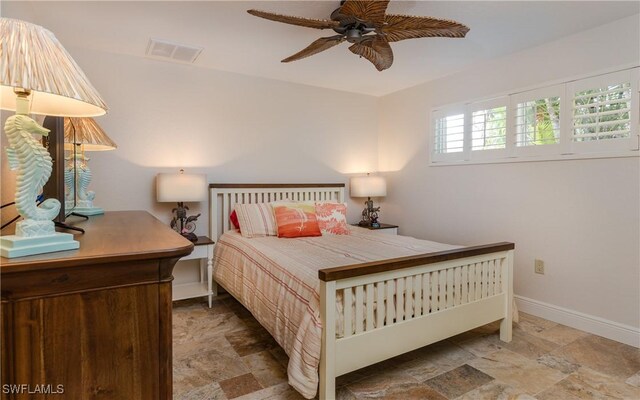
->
[234, 203, 277, 238]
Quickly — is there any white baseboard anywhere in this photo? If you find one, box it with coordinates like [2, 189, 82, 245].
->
[514, 295, 640, 348]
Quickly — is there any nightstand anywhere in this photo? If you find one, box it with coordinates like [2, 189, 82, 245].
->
[353, 223, 399, 235]
[172, 235, 216, 307]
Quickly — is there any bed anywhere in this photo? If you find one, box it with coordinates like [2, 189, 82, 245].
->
[209, 183, 514, 400]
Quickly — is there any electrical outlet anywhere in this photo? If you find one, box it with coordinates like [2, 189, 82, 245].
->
[534, 259, 545, 274]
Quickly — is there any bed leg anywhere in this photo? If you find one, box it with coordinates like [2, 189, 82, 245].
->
[500, 250, 514, 343]
[319, 280, 336, 400]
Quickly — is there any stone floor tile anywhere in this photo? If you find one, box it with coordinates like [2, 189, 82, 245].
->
[219, 373, 263, 399]
[467, 349, 566, 394]
[528, 324, 588, 346]
[242, 350, 288, 388]
[456, 334, 505, 358]
[174, 348, 249, 394]
[553, 366, 640, 399]
[360, 382, 448, 399]
[175, 382, 228, 400]
[535, 386, 583, 400]
[402, 341, 476, 381]
[455, 380, 536, 400]
[536, 354, 581, 375]
[233, 382, 306, 400]
[509, 330, 560, 358]
[346, 369, 418, 398]
[515, 313, 557, 335]
[424, 364, 493, 399]
[269, 346, 290, 369]
[548, 334, 640, 380]
[626, 371, 640, 387]
[225, 327, 279, 357]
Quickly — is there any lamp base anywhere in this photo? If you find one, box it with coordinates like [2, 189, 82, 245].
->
[181, 232, 199, 242]
[0, 232, 79, 258]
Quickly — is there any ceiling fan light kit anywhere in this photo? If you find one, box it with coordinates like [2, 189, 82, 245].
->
[247, 0, 469, 71]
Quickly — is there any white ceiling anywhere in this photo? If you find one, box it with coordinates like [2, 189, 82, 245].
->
[4, 1, 639, 96]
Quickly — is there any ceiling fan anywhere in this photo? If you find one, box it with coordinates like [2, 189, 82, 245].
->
[247, 0, 470, 71]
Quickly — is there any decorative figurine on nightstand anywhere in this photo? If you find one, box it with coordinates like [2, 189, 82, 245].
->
[170, 204, 200, 242]
[351, 173, 387, 227]
[156, 169, 207, 242]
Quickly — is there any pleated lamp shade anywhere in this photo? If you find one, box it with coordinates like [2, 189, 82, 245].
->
[64, 117, 117, 151]
[0, 18, 107, 116]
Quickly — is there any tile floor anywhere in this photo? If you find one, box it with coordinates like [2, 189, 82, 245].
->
[173, 295, 640, 400]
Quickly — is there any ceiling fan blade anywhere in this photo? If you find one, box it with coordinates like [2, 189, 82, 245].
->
[282, 35, 346, 63]
[348, 35, 394, 71]
[382, 14, 470, 42]
[247, 9, 340, 30]
[338, 0, 390, 26]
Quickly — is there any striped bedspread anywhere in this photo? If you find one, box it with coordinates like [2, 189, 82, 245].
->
[212, 227, 460, 399]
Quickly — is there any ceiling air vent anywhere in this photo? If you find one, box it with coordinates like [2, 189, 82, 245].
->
[145, 38, 203, 64]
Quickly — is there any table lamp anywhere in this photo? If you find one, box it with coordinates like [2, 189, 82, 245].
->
[64, 117, 117, 215]
[0, 18, 108, 258]
[350, 173, 387, 227]
[156, 170, 207, 242]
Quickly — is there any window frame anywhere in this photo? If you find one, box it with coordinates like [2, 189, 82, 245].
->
[429, 67, 639, 165]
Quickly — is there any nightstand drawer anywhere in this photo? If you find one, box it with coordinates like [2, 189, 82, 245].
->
[181, 245, 208, 261]
[377, 227, 398, 235]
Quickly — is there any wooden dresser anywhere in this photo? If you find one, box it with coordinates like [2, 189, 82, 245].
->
[0, 211, 193, 399]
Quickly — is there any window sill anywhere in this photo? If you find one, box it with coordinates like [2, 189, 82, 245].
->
[429, 150, 639, 166]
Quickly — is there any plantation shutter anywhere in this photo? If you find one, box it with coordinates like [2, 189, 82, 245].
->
[510, 85, 564, 156]
[568, 69, 639, 152]
[468, 97, 508, 160]
[431, 106, 466, 162]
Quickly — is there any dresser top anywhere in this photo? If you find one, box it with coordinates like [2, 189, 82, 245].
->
[1, 211, 194, 273]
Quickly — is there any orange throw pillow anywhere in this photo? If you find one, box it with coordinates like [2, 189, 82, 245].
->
[315, 202, 350, 235]
[273, 203, 322, 238]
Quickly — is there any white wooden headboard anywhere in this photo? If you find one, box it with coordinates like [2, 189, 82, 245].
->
[209, 183, 346, 241]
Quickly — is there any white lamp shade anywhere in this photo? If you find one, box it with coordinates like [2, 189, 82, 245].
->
[350, 175, 387, 198]
[156, 173, 207, 203]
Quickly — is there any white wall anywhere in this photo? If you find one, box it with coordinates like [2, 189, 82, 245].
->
[378, 15, 640, 335]
[49, 47, 379, 235]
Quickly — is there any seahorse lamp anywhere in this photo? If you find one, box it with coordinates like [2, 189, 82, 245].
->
[0, 18, 107, 258]
[64, 118, 117, 215]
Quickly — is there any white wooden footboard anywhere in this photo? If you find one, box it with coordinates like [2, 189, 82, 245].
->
[318, 244, 514, 400]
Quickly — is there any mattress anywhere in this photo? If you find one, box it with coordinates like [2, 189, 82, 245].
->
[212, 227, 460, 399]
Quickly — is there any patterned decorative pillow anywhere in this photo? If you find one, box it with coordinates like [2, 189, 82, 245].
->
[315, 202, 350, 235]
[272, 202, 322, 238]
[234, 203, 277, 238]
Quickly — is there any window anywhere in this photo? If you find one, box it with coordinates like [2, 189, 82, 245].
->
[472, 106, 507, 151]
[430, 68, 639, 164]
[510, 85, 564, 156]
[432, 107, 466, 161]
[434, 113, 464, 153]
[515, 97, 560, 147]
[567, 71, 636, 155]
